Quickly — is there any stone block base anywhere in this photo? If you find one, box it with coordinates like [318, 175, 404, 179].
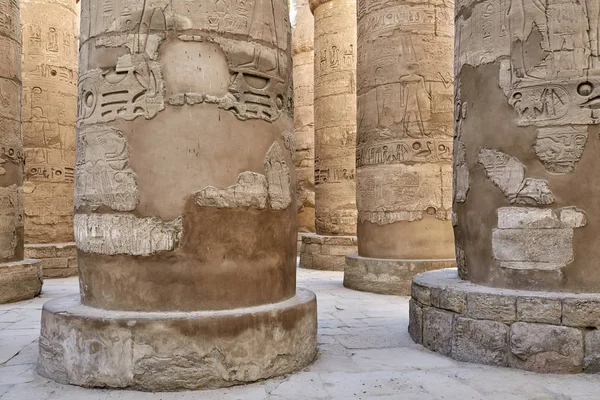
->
[410, 268, 600, 374]
[38, 289, 318, 391]
[299, 234, 357, 271]
[0, 259, 43, 304]
[344, 254, 455, 295]
[25, 243, 77, 278]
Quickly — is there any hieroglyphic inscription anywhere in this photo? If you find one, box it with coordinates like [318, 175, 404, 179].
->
[265, 141, 292, 211]
[534, 126, 588, 174]
[74, 126, 138, 212]
[0, 185, 22, 261]
[478, 148, 554, 205]
[74, 213, 182, 256]
[312, 0, 357, 235]
[357, 0, 453, 224]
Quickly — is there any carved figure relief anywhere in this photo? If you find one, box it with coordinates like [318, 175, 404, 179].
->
[534, 126, 588, 174]
[0, 185, 22, 261]
[74, 127, 138, 212]
[264, 142, 292, 210]
[74, 213, 182, 256]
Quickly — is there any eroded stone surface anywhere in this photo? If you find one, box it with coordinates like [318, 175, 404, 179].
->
[312, 0, 357, 237]
[454, 0, 600, 291]
[196, 172, 268, 209]
[291, 0, 315, 232]
[299, 233, 357, 271]
[410, 269, 600, 373]
[21, 0, 78, 259]
[38, 291, 318, 391]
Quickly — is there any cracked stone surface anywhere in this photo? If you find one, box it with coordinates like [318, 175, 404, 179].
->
[2, 267, 600, 399]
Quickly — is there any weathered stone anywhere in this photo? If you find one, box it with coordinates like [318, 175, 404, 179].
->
[467, 292, 516, 323]
[492, 228, 573, 268]
[349, 0, 455, 294]
[411, 282, 431, 306]
[431, 287, 467, 314]
[38, 291, 317, 391]
[291, 0, 315, 233]
[39, 0, 317, 390]
[21, 0, 78, 273]
[344, 254, 455, 296]
[516, 297, 562, 324]
[562, 299, 600, 327]
[497, 208, 561, 229]
[0, 0, 43, 303]
[299, 234, 356, 271]
[422, 308, 454, 357]
[452, 317, 509, 367]
[408, 299, 423, 345]
[584, 329, 600, 373]
[510, 322, 584, 373]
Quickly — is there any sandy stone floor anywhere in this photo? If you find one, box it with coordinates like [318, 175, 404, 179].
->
[1, 268, 600, 399]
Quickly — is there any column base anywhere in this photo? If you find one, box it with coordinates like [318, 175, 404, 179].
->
[25, 243, 77, 278]
[299, 233, 357, 271]
[38, 289, 318, 391]
[410, 269, 600, 374]
[344, 254, 455, 295]
[0, 259, 43, 304]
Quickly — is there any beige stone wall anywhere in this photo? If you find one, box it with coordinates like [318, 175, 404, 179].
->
[20, 0, 78, 246]
[311, 0, 357, 237]
[355, 0, 454, 259]
[0, 0, 24, 263]
[454, 0, 600, 291]
[76, 0, 297, 312]
[291, 0, 315, 233]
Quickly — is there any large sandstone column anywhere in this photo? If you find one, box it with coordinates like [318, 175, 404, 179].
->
[20, 0, 79, 279]
[410, 0, 600, 374]
[345, 0, 455, 294]
[291, 0, 315, 235]
[299, 0, 358, 271]
[38, 0, 317, 390]
[0, 0, 42, 303]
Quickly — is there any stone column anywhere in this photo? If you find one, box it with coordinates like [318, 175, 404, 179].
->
[345, 0, 455, 295]
[0, 0, 42, 303]
[20, 0, 79, 279]
[38, 0, 317, 390]
[299, 0, 358, 271]
[410, 0, 600, 373]
[291, 0, 315, 237]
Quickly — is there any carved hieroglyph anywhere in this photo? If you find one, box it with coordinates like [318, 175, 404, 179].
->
[195, 142, 292, 211]
[356, 0, 454, 225]
[0, 0, 23, 263]
[291, 0, 315, 232]
[21, 0, 78, 246]
[74, 214, 182, 256]
[312, 0, 357, 236]
[454, 0, 600, 283]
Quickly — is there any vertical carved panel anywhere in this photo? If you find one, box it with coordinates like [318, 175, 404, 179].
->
[0, 0, 23, 263]
[312, 0, 357, 236]
[21, 0, 78, 245]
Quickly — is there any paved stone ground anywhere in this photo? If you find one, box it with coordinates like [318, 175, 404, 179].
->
[1, 267, 600, 399]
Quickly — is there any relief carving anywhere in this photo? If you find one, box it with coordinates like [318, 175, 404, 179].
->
[74, 213, 182, 256]
[534, 126, 588, 174]
[195, 172, 268, 209]
[0, 185, 22, 260]
[195, 141, 292, 211]
[264, 141, 292, 211]
[74, 126, 138, 212]
[478, 148, 554, 205]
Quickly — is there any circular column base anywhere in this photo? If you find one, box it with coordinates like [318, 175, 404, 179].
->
[299, 233, 357, 271]
[410, 269, 600, 374]
[344, 254, 455, 295]
[38, 289, 318, 391]
[25, 243, 77, 278]
[0, 259, 42, 304]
